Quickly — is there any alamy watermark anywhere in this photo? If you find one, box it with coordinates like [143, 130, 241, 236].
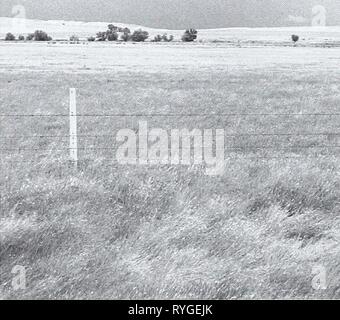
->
[11, 4, 27, 32]
[67, 89, 225, 175]
[116, 121, 225, 176]
[0, 265, 26, 297]
[312, 265, 327, 291]
[312, 5, 327, 27]
[286, 5, 327, 27]
[11, 265, 26, 291]
[0, 2, 27, 34]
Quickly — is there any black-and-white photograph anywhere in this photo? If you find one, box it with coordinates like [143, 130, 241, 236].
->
[0, 0, 339, 304]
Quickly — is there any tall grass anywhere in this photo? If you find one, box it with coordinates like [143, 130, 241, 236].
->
[0, 69, 339, 299]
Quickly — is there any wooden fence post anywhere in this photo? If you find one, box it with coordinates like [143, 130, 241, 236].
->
[69, 88, 78, 169]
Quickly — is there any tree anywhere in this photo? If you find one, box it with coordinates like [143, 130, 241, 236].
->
[18, 35, 25, 41]
[70, 35, 79, 42]
[161, 33, 174, 42]
[122, 27, 131, 34]
[291, 34, 299, 44]
[131, 29, 149, 42]
[153, 34, 162, 42]
[5, 33, 15, 41]
[108, 24, 118, 32]
[34, 30, 52, 41]
[153, 33, 174, 42]
[182, 29, 198, 42]
[106, 30, 119, 41]
[121, 31, 131, 42]
[26, 33, 34, 41]
[96, 31, 107, 41]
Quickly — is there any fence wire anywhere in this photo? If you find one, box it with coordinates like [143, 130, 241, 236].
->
[1, 112, 339, 164]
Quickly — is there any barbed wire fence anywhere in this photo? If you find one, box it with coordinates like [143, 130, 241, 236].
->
[1, 87, 340, 211]
[1, 88, 340, 172]
[1, 119, 340, 159]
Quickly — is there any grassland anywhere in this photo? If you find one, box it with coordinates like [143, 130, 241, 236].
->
[0, 42, 339, 299]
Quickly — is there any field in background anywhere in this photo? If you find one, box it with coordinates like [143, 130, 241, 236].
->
[0, 42, 340, 299]
[1, 42, 340, 74]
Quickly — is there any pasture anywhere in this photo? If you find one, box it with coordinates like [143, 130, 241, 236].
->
[0, 42, 339, 299]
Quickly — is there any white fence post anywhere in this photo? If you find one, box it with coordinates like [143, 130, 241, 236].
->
[69, 88, 78, 169]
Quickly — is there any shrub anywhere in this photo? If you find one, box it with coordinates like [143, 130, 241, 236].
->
[153, 34, 174, 42]
[182, 29, 198, 42]
[121, 32, 131, 42]
[18, 35, 25, 41]
[26, 33, 34, 41]
[106, 31, 119, 41]
[70, 35, 79, 42]
[34, 30, 52, 41]
[87, 36, 96, 42]
[95, 25, 132, 42]
[108, 24, 118, 32]
[118, 27, 128, 33]
[162, 33, 174, 42]
[291, 34, 299, 43]
[131, 29, 149, 42]
[5, 33, 15, 41]
[122, 27, 131, 34]
[96, 31, 107, 41]
[153, 34, 162, 42]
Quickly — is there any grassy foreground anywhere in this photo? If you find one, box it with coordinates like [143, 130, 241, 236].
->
[0, 68, 339, 299]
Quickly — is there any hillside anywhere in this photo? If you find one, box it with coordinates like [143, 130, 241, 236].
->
[1, 0, 340, 29]
[1, 17, 340, 43]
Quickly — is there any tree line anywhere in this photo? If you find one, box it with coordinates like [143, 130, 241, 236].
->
[5, 30, 52, 41]
[3, 25, 199, 43]
[3, 28, 301, 45]
[89, 25, 199, 42]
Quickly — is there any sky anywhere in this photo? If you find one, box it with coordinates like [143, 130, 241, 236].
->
[0, 0, 339, 29]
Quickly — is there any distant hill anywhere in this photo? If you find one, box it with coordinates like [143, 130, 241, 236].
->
[0, 0, 339, 29]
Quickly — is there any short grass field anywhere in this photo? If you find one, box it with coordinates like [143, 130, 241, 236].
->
[0, 42, 339, 299]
